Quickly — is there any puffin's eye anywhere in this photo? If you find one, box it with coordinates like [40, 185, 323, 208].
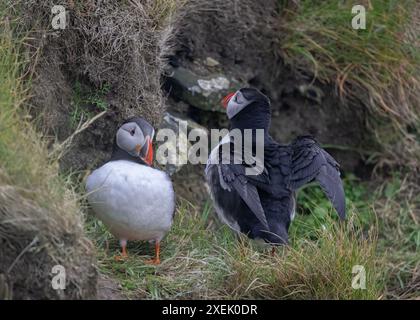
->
[235, 93, 242, 103]
[130, 129, 135, 136]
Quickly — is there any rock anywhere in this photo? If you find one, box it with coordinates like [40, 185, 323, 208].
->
[204, 57, 220, 67]
[165, 66, 242, 112]
[156, 112, 208, 175]
[163, 112, 208, 136]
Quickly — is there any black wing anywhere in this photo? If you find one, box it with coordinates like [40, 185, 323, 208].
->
[288, 136, 346, 219]
[206, 140, 270, 230]
[218, 163, 270, 229]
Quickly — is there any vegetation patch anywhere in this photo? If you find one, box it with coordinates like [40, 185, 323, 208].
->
[69, 81, 110, 129]
[279, 0, 420, 169]
[0, 9, 97, 299]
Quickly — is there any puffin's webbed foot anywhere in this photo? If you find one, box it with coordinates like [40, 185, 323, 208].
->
[114, 239, 128, 261]
[145, 241, 161, 265]
[114, 254, 127, 262]
[144, 258, 160, 265]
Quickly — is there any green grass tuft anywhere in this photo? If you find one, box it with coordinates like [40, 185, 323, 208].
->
[69, 81, 110, 129]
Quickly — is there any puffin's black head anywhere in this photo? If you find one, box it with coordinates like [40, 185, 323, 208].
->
[221, 88, 271, 130]
[112, 117, 155, 166]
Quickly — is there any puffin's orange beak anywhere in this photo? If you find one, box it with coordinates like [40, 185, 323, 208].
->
[136, 137, 153, 166]
[145, 137, 153, 166]
[221, 92, 234, 109]
[135, 144, 142, 155]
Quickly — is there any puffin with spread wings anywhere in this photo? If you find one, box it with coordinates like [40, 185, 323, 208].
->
[205, 88, 346, 245]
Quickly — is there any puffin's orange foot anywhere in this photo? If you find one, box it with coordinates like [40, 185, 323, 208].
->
[145, 241, 161, 265]
[115, 240, 128, 261]
[145, 258, 160, 265]
[114, 254, 128, 262]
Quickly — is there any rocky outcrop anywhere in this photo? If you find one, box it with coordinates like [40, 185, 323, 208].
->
[165, 66, 242, 112]
[157, 112, 208, 175]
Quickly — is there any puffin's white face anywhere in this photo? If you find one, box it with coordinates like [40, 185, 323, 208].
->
[116, 122, 145, 157]
[222, 90, 253, 119]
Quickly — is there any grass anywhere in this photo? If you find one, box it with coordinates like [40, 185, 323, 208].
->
[0, 15, 74, 214]
[0, 7, 96, 299]
[0, 17, 51, 194]
[373, 175, 420, 298]
[70, 81, 110, 129]
[86, 177, 386, 299]
[279, 0, 420, 168]
[149, 0, 188, 29]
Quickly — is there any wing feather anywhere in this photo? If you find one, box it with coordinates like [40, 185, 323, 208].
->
[289, 136, 346, 219]
[220, 164, 269, 229]
[206, 137, 270, 229]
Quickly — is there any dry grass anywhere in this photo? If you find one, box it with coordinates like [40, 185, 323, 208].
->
[0, 10, 96, 299]
[16, 0, 185, 128]
[373, 175, 420, 299]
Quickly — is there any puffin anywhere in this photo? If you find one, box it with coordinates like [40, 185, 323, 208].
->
[205, 88, 346, 245]
[86, 117, 175, 264]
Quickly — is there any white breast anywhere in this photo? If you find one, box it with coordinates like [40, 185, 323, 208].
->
[205, 134, 230, 175]
[86, 160, 175, 242]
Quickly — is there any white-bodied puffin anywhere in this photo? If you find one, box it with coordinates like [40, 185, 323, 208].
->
[205, 88, 346, 245]
[86, 117, 175, 264]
